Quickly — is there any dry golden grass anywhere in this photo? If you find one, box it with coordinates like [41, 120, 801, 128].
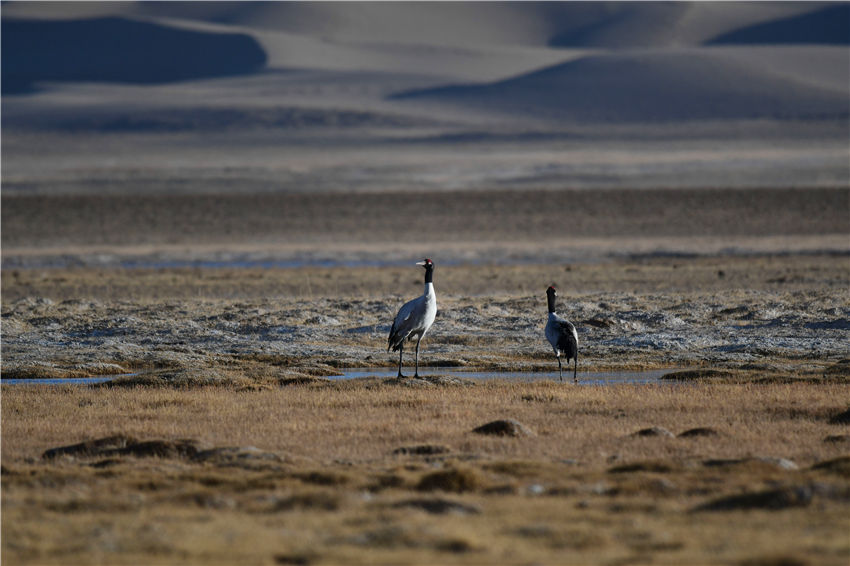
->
[3, 380, 849, 565]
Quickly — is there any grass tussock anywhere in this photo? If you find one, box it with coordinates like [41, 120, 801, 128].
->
[811, 456, 850, 477]
[472, 418, 534, 437]
[693, 485, 816, 512]
[828, 408, 850, 425]
[824, 359, 850, 380]
[271, 491, 342, 512]
[2, 362, 129, 380]
[417, 466, 486, 493]
[295, 470, 352, 487]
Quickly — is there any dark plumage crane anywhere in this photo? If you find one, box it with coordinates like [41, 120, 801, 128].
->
[387, 259, 437, 378]
[545, 285, 578, 382]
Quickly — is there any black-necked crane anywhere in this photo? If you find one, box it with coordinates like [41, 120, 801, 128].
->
[545, 285, 578, 383]
[387, 259, 437, 378]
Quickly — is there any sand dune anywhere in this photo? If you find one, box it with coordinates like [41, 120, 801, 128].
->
[2, 3, 847, 195]
[4, 2, 845, 87]
[6, 2, 836, 50]
[392, 47, 850, 122]
[4, 2, 847, 123]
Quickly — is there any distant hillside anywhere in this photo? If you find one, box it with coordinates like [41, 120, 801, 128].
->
[392, 49, 850, 123]
[2, 17, 267, 94]
[3, 2, 835, 52]
[3, 2, 847, 127]
[122, 2, 849, 49]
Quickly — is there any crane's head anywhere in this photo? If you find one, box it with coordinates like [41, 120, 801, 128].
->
[547, 285, 557, 297]
[416, 258, 434, 270]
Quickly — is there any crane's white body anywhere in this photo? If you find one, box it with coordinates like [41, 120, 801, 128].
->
[546, 312, 578, 357]
[545, 287, 579, 382]
[389, 282, 436, 349]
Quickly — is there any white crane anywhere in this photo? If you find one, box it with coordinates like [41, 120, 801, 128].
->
[545, 285, 578, 383]
[387, 259, 437, 378]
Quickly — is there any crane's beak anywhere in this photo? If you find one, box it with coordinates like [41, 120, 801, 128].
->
[416, 260, 427, 267]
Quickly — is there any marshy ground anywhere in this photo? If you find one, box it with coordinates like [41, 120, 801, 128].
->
[2, 187, 849, 565]
[3, 250, 849, 565]
[2, 253, 849, 383]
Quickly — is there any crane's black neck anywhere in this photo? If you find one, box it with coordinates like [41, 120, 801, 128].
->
[547, 290, 556, 313]
[424, 264, 434, 284]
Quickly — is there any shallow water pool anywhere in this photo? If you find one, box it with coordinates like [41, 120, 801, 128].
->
[324, 368, 678, 385]
[1, 368, 679, 386]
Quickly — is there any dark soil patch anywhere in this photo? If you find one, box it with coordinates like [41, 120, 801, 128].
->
[392, 498, 481, 515]
[608, 460, 675, 474]
[661, 369, 733, 381]
[678, 427, 721, 438]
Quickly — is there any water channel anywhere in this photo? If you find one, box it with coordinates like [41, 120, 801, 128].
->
[2, 368, 678, 386]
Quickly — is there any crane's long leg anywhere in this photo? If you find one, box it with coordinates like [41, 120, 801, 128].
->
[573, 355, 578, 384]
[557, 356, 563, 382]
[397, 343, 405, 378]
[414, 337, 422, 378]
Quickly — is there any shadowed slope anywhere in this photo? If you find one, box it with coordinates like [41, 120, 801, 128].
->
[1, 17, 267, 94]
[708, 4, 850, 46]
[548, 3, 834, 48]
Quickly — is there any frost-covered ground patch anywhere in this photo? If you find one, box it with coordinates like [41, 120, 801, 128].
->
[2, 289, 847, 383]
